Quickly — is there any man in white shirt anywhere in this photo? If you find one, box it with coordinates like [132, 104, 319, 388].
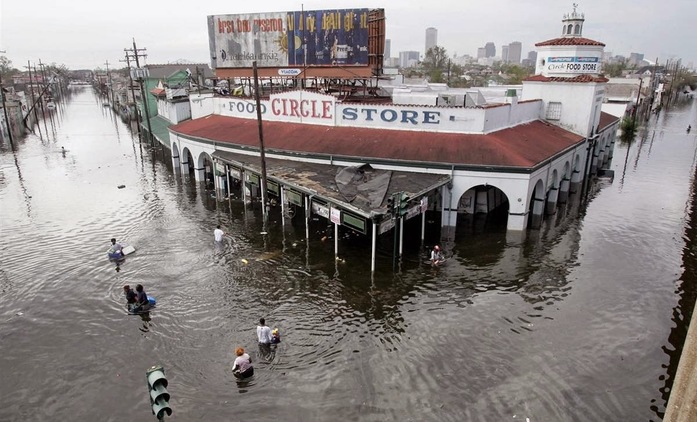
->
[214, 225, 224, 242]
[257, 318, 273, 344]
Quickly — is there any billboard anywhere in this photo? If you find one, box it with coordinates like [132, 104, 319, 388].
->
[208, 9, 370, 69]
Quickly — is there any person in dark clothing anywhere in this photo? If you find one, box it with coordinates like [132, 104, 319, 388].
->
[123, 285, 137, 311]
[123, 285, 137, 303]
[131, 284, 150, 313]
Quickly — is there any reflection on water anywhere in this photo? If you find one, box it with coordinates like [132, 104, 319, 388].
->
[0, 90, 696, 421]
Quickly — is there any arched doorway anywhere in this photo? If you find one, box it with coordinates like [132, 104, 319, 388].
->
[455, 184, 510, 234]
[181, 147, 195, 176]
[194, 152, 215, 190]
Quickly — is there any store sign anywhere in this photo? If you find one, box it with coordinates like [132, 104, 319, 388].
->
[342, 211, 366, 234]
[285, 190, 303, 206]
[229, 168, 242, 180]
[279, 69, 302, 76]
[312, 200, 329, 218]
[545, 56, 600, 74]
[330, 207, 341, 225]
[224, 90, 335, 125]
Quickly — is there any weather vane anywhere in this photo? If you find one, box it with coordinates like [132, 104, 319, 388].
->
[572, 3, 578, 13]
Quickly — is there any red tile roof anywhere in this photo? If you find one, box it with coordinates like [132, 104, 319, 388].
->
[598, 112, 620, 131]
[170, 115, 584, 169]
[524, 74, 609, 83]
[535, 37, 605, 47]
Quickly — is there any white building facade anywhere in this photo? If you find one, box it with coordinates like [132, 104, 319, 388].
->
[164, 6, 618, 239]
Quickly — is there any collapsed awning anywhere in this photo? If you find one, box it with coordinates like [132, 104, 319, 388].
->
[211, 150, 451, 219]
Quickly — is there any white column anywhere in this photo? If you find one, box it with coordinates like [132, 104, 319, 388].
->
[280, 186, 286, 228]
[305, 195, 310, 240]
[334, 223, 339, 259]
[371, 221, 377, 273]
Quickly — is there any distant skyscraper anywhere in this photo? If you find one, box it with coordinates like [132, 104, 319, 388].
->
[484, 42, 496, 58]
[508, 41, 522, 64]
[477, 48, 487, 59]
[425, 27, 438, 54]
[522, 50, 537, 67]
[384, 39, 391, 59]
[399, 51, 421, 68]
[629, 52, 644, 66]
[501, 45, 509, 62]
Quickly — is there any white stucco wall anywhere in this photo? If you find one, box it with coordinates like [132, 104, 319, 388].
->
[482, 100, 543, 133]
[190, 93, 215, 119]
[155, 99, 193, 124]
[522, 81, 603, 137]
[198, 90, 543, 134]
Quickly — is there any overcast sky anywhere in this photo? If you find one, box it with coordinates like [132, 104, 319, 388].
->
[1, 0, 694, 71]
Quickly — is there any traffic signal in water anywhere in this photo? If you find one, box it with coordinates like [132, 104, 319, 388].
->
[387, 195, 396, 216]
[146, 365, 172, 420]
[399, 192, 410, 216]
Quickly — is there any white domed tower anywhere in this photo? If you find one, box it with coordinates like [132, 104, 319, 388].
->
[561, 3, 585, 38]
[522, 4, 608, 137]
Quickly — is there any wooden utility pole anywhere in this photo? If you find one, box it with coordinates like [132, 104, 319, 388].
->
[125, 39, 152, 141]
[120, 53, 140, 132]
[104, 60, 113, 106]
[0, 73, 14, 148]
[25, 61, 42, 138]
[252, 61, 269, 220]
[35, 62, 50, 136]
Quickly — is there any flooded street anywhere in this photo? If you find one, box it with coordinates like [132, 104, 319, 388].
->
[1, 88, 697, 421]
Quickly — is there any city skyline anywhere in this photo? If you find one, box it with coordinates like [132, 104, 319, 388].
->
[1, 0, 694, 71]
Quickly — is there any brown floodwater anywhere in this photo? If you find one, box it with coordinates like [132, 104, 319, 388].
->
[1, 88, 696, 421]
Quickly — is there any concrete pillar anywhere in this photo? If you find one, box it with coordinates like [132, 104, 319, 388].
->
[559, 177, 570, 203]
[171, 153, 181, 175]
[570, 169, 582, 194]
[440, 184, 458, 238]
[194, 166, 205, 182]
[590, 153, 599, 175]
[507, 212, 528, 231]
[529, 197, 545, 229]
[545, 187, 559, 215]
[607, 136, 616, 159]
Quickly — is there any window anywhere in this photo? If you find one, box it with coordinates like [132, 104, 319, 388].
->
[546, 102, 562, 120]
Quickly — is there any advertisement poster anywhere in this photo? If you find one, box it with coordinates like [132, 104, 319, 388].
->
[208, 9, 370, 68]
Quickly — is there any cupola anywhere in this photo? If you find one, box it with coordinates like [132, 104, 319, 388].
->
[562, 3, 584, 37]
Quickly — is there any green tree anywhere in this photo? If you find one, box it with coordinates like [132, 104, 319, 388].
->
[422, 46, 449, 84]
[602, 58, 627, 77]
[423, 46, 448, 71]
[0, 55, 18, 81]
[500, 64, 531, 84]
